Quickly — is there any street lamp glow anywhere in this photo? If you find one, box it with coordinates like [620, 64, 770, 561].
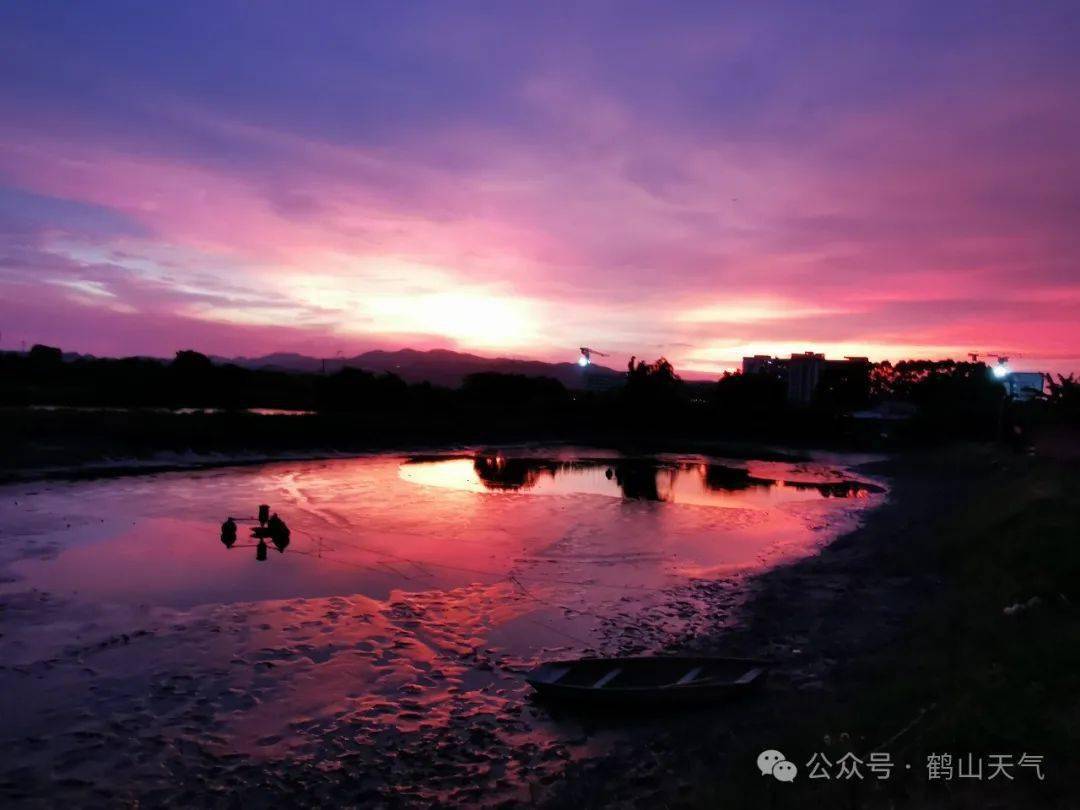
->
[992, 363, 1010, 379]
[577, 356, 590, 367]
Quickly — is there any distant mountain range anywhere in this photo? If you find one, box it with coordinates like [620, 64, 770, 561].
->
[215, 348, 627, 390]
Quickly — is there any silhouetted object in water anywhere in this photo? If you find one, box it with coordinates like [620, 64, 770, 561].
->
[258, 504, 270, 526]
[267, 513, 290, 552]
[605, 467, 613, 479]
[256, 539, 268, 561]
[703, 464, 754, 492]
[473, 455, 558, 490]
[809, 481, 881, 498]
[612, 460, 663, 501]
[220, 517, 237, 548]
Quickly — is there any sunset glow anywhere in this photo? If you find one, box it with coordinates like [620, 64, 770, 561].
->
[1, 3, 1078, 372]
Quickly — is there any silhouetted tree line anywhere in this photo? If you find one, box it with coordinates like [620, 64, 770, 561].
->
[1044, 374, 1080, 425]
[0, 347, 584, 437]
[1, 346, 313, 409]
[315, 367, 409, 412]
[1, 346, 1075, 448]
[869, 359, 1011, 438]
[623, 356, 682, 419]
[714, 371, 786, 415]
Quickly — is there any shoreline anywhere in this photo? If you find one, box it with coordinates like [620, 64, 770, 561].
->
[0, 443, 888, 807]
[0, 437, 824, 485]
[7, 442, 1063, 807]
[545, 445, 1077, 808]
[540, 449, 958, 804]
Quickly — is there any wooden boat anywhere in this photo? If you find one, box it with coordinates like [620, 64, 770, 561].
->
[524, 655, 769, 704]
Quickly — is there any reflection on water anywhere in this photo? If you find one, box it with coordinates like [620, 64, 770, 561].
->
[0, 450, 885, 804]
[401, 454, 883, 507]
[19, 405, 314, 416]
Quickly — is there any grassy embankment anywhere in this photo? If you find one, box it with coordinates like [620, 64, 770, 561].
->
[693, 450, 1080, 808]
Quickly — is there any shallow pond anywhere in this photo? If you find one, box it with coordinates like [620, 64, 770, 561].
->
[0, 449, 885, 805]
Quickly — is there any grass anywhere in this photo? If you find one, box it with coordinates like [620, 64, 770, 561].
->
[699, 451, 1080, 808]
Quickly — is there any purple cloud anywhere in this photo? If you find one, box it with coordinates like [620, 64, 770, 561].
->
[0, 1, 1077, 372]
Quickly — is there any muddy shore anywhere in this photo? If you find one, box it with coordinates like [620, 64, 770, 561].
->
[541, 448, 1002, 808]
[0, 447, 967, 808]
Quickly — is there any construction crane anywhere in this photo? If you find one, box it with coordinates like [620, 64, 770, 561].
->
[968, 351, 1021, 378]
[578, 347, 609, 367]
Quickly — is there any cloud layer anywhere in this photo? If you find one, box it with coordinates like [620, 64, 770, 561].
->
[1, 1, 1078, 372]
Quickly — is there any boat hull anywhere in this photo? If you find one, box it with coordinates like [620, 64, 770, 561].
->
[525, 655, 770, 705]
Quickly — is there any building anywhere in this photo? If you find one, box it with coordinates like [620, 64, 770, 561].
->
[785, 352, 824, 405]
[1006, 372, 1046, 401]
[742, 351, 871, 407]
[741, 354, 783, 376]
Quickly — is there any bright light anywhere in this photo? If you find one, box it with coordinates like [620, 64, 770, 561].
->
[286, 264, 540, 350]
[992, 363, 1010, 379]
[578, 356, 590, 367]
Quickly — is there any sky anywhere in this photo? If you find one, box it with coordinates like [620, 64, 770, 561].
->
[1, 1, 1078, 374]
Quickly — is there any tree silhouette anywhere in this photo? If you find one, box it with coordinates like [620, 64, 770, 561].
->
[1046, 374, 1079, 423]
[623, 356, 682, 413]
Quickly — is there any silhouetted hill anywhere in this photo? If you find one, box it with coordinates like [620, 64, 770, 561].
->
[220, 348, 625, 389]
[223, 352, 326, 373]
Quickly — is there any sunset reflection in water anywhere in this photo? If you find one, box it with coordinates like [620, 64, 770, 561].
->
[0, 450, 885, 803]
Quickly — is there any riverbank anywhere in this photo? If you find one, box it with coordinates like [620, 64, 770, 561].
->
[544, 444, 1080, 808]
[0, 447, 880, 807]
[0, 406, 824, 483]
[4, 440, 1073, 807]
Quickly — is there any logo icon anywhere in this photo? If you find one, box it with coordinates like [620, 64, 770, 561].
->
[758, 749, 798, 782]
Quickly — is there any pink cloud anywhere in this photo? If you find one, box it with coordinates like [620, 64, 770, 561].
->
[1, 5, 1078, 375]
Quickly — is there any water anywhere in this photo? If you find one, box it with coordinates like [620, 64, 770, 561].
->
[401, 453, 883, 505]
[18, 405, 314, 416]
[0, 449, 885, 804]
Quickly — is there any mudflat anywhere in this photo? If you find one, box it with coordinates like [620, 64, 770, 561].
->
[0, 448, 884, 806]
